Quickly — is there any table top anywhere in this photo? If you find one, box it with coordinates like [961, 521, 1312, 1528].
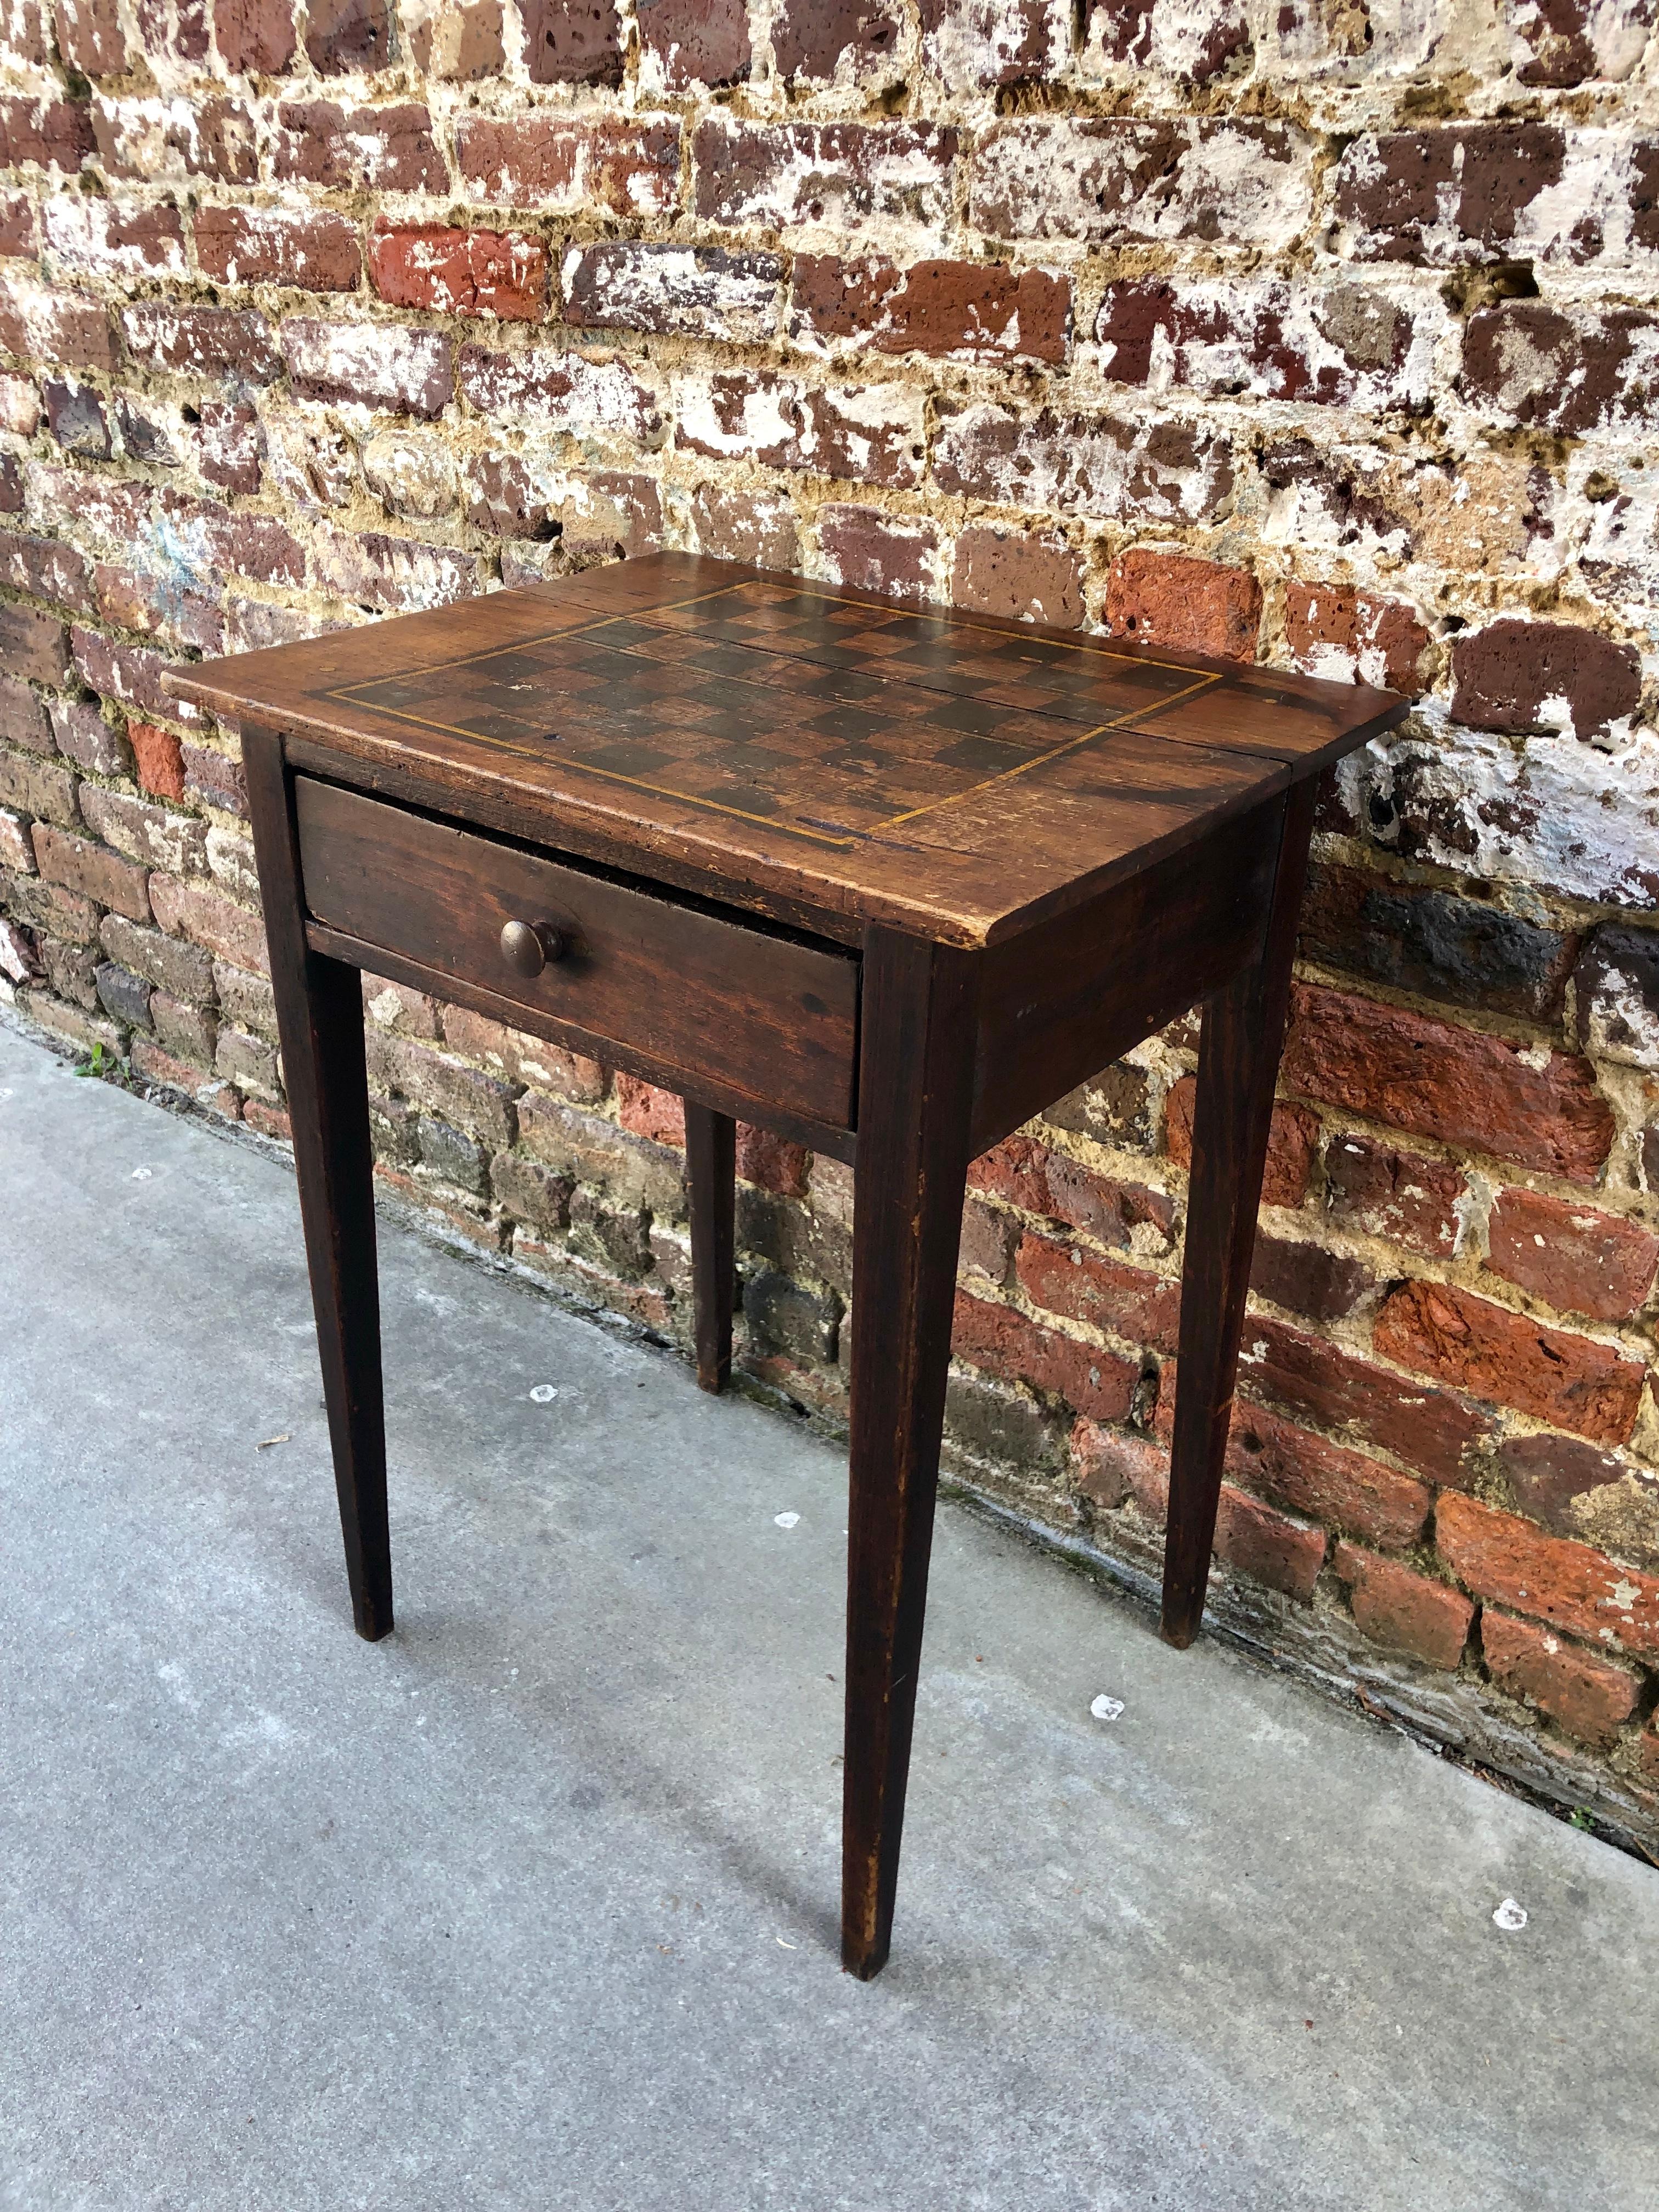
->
[168, 552, 1408, 949]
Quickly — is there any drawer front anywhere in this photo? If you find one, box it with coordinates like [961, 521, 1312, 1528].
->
[294, 777, 859, 1127]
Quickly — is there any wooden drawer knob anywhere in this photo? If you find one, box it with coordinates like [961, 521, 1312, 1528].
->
[499, 918, 565, 978]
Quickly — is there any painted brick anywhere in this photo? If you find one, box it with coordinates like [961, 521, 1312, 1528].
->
[1322, 1134, 1463, 1259]
[284, 320, 453, 417]
[1238, 1313, 1486, 1486]
[919, 0, 1070, 87]
[305, 0, 391, 71]
[78, 786, 208, 878]
[52, 0, 125, 74]
[0, 605, 71, 688]
[521, 0, 622, 82]
[1104, 550, 1262, 662]
[43, 378, 110, 461]
[1437, 1491, 1659, 1656]
[195, 401, 263, 496]
[91, 95, 258, 185]
[638, 0, 751, 90]
[405, 1, 506, 80]
[44, 199, 185, 280]
[563, 242, 781, 342]
[971, 119, 1315, 246]
[195, 206, 362, 293]
[1281, 983, 1615, 1183]
[0, 676, 50, 755]
[1298, 865, 1577, 1023]
[771, 0, 901, 80]
[312, 529, 482, 613]
[1573, 927, 1659, 1071]
[0, 810, 35, 873]
[459, 346, 660, 442]
[1283, 583, 1431, 693]
[1165, 1078, 1317, 1207]
[693, 119, 958, 247]
[71, 629, 200, 729]
[456, 115, 680, 217]
[50, 700, 128, 778]
[817, 504, 939, 605]
[1335, 124, 1571, 264]
[1487, 1189, 1659, 1323]
[149, 872, 266, 970]
[674, 371, 924, 488]
[1093, 0, 1250, 80]
[371, 225, 549, 322]
[0, 376, 40, 439]
[0, 96, 95, 171]
[120, 304, 281, 383]
[157, 492, 306, 590]
[952, 527, 1082, 628]
[1480, 1611, 1639, 1749]
[1450, 617, 1640, 744]
[215, 0, 296, 71]
[0, 747, 76, 826]
[1247, 1233, 1372, 1324]
[272, 101, 446, 195]
[1511, 0, 1652, 84]
[792, 256, 1069, 364]
[934, 405, 1232, 523]
[99, 912, 215, 1001]
[0, 532, 94, 614]
[951, 1290, 1139, 1423]
[0, 278, 112, 373]
[34, 824, 150, 921]
[1332, 1543, 1474, 1671]
[690, 484, 799, 568]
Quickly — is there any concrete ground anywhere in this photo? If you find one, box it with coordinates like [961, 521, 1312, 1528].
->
[1, 1014, 1656, 2212]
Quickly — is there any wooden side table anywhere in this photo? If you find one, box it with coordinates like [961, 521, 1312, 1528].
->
[170, 554, 1406, 1978]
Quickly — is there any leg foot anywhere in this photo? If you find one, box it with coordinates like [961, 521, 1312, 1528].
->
[685, 1101, 736, 1395]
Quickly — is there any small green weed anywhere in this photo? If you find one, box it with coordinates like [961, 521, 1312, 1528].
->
[74, 1041, 133, 1088]
[1569, 1808, 1594, 1833]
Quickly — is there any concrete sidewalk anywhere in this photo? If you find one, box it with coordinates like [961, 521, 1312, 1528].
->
[1, 1013, 1655, 2212]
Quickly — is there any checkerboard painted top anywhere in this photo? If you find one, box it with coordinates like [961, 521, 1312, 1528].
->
[170, 554, 1409, 946]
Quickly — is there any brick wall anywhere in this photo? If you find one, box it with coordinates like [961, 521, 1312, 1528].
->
[1, 0, 1657, 1841]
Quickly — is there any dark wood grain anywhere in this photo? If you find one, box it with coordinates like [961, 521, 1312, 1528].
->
[842, 927, 979, 1980]
[685, 1102, 736, 1395]
[1160, 781, 1319, 1651]
[166, 554, 1409, 951]
[243, 725, 393, 1641]
[295, 775, 860, 1130]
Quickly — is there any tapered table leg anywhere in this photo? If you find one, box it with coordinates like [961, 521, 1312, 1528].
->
[244, 725, 392, 1642]
[1161, 782, 1317, 1650]
[685, 1100, 736, 1395]
[842, 929, 978, 1979]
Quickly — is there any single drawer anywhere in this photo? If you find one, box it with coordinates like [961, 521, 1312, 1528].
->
[294, 776, 860, 1128]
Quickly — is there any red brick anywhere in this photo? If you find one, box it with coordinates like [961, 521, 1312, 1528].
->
[1283, 582, 1432, 694]
[1282, 983, 1613, 1183]
[1096, 276, 1430, 411]
[771, 0, 901, 80]
[694, 119, 958, 243]
[52, 0, 125, 72]
[0, 604, 72, 687]
[1247, 1233, 1373, 1323]
[1480, 1611, 1639, 1749]
[1227, 1401, 1430, 1551]
[0, 278, 112, 372]
[94, 564, 223, 656]
[615, 1074, 685, 1148]
[934, 404, 1233, 524]
[0, 532, 94, 618]
[689, 485, 798, 569]
[215, 0, 296, 71]
[128, 721, 187, 803]
[72, 629, 202, 729]
[284, 320, 453, 418]
[967, 1133, 1175, 1250]
[791, 255, 1069, 365]
[1105, 550, 1262, 663]
[271, 101, 445, 194]
[305, 0, 390, 71]
[521, 0, 622, 82]
[563, 241, 780, 342]
[79, 786, 207, 878]
[1237, 1314, 1487, 1486]
[34, 825, 151, 921]
[43, 199, 185, 278]
[149, 871, 267, 972]
[970, 117, 1313, 247]
[1015, 1228, 1182, 1353]
[0, 748, 76, 825]
[1165, 1076, 1317, 1207]
[120, 304, 280, 382]
[456, 115, 680, 217]
[1486, 1188, 1659, 1323]
[244, 1097, 290, 1140]
[735, 1124, 809, 1198]
[1375, 1281, 1645, 1443]
[440, 1006, 605, 1101]
[817, 505, 939, 606]
[1497, 1430, 1634, 1540]
[639, 0, 750, 88]
[0, 674, 50, 753]
[1104, 1435, 1325, 1599]
[951, 1290, 1138, 1423]
[0, 95, 95, 170]
[157, 492, 305, 590]
[370, 225, 548, 323]
[1450, 617, 1639, 745]
[195, 206, 362, 294]
[1333, 1542, 1474, 1669]
[1436, 1491, 1659, 1656]
[677, 371, 922, 488]
[1322, 1136, 1464, 1258]
[1069, 1415, 1160, 1509]
[1333, 124, 1566, 264]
